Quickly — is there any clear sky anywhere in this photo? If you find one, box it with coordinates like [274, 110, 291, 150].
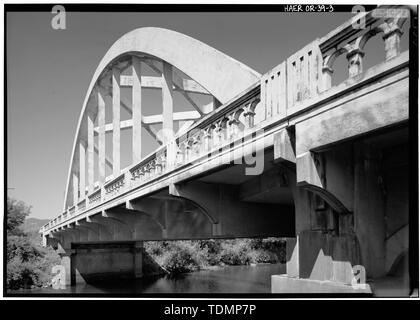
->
[6, 9, 409, 220]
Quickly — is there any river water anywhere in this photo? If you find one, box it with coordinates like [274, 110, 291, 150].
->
[18, 264, 285, 295]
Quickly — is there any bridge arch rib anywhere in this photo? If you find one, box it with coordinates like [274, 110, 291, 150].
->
[63, 27, 261, 210]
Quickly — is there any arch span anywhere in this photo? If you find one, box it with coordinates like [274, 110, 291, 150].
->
[63, 27, 261, 210]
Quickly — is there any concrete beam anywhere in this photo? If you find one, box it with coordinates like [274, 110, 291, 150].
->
[295, 67, 408, 155]
[79, 141, 86, 199]
[143, 111, 201, 124]
[162, 62, 174, 143]
[94, 144, 113, 169]
[86, 215, 116, 241]
[87, 113, 95, 193]
[132, 56, 142, 163]
[98, 88, 106, 184]
[120, 75, 160, 88]
[142, 58, 209, 116]
[238, 166, 292, 203]
[75, 220, 100, 241]
[104, 206, 164, 240]
[120, 74, 209, 95]
[93, 111, 201, 134]
[145, 124, 163, 144]
[100, 90, 162, 145]
[102, 210, 135, 236]
[112, 67, 121, 176]
[125, 199, 167, 234]
[72, 172, 78, 206]
[274, 128, 296, 163]
[96, 86, 161, 145]
[177, 120, 195, 136]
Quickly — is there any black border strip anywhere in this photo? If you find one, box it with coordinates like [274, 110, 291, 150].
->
[4, 4, 378, 13]
[3, 4, 419, 299]
[408, 5, 419, 296]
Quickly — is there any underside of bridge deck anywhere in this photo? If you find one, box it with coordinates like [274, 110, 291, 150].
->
[48, 147, 298, 284]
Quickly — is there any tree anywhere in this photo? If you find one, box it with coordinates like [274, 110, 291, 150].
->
[6, 197, 60, 290]
[7, 196, 31, 235]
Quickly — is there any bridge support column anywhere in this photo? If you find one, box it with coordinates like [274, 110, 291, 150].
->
[133, 241, 143, 278]
[70, 241, 146, 283]
[273, 129, 409, 295]
[273, 141, 370, 293]
[56, 241, 75, 286]
[273, 198, 369, 293]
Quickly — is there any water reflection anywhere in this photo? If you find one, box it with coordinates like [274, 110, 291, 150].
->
[24, 264, 285, 294]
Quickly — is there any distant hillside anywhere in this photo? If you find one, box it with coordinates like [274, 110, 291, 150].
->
[21, 218, 50, 234]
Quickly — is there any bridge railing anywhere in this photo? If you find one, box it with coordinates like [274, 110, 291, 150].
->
[318, 7, 407, 92]
[88, 188, 101, 207]
[261, 7, 408, 121]
[77, 198, 86, 212]
[129, 146, 167, 186]
[174, 86, 261, 166]
[42, 6, 409, 234]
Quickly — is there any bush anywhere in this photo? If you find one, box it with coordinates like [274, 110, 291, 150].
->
[6, 197, 62, 290]
[199, 239, 221, 266]
[32, 246, 61, 287]
[248, 249, 277, 264]
[144, 237, 286, 275]
[151, 241, 207, 273]
[7, 197, 31, 236]
[7, 235, 41, 262]
[145, 241, 165, 257]
[7, 257, 35, 290]
[220, 239, 254, 265]
[261, 238, 286, 263]
[6, 234, 60, 290]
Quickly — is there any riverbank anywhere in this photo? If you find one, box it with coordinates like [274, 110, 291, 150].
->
[144, 237, 286, 275]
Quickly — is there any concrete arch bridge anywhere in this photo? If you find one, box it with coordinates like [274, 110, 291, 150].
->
[41, 6, 411, 295]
